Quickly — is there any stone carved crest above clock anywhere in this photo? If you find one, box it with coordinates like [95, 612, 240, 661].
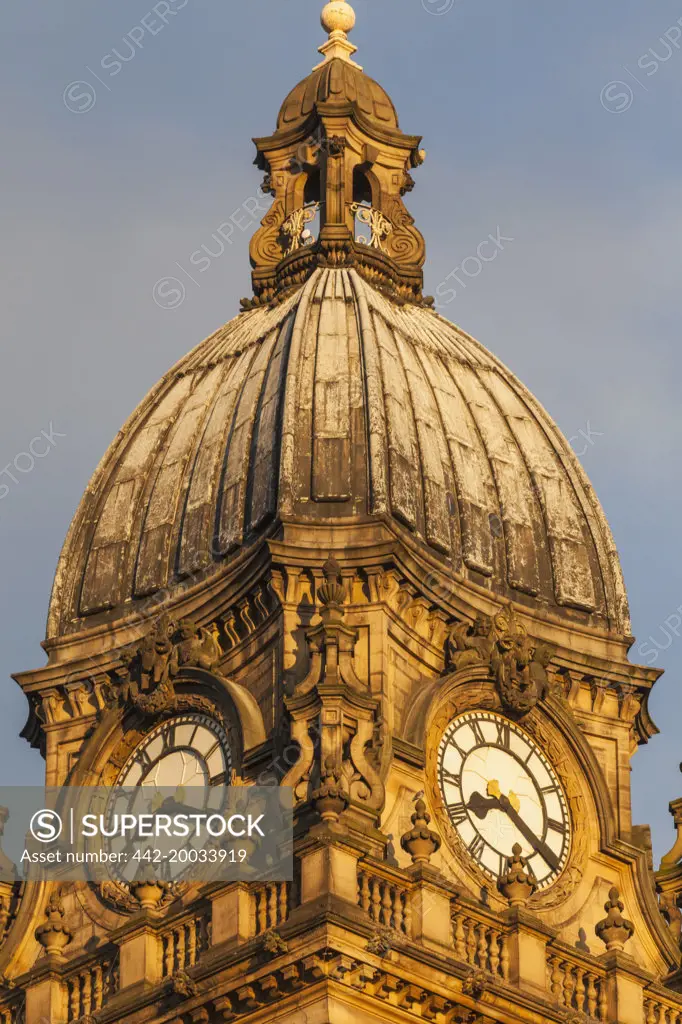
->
[445, 604, 556, 716]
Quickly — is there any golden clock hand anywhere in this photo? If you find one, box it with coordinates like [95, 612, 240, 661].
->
[486, 779, 520, 812]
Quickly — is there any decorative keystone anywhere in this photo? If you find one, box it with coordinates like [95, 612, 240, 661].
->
[35, 890, 72, 958]
[400, 798, 441, 866]
[498, 844, 537, 906]
[312, 756, 349, 823]
[595, 886, 634, 951]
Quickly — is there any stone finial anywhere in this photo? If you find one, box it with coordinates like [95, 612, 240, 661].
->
[595, 887, 634, 951]
[316, 1, 361, 69]
[35, 890, 72, 958]
[321, 0, 355, 35]
[498, 844, 538, 906]
[312, 756, 349, 823]
[400, 798, 441, 866]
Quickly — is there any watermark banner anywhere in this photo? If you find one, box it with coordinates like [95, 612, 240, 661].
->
[0, 786, 292, 885]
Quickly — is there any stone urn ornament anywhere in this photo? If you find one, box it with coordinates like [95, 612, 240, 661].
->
[312, 756, 349, 823]
[401, 798, 441, 866]
[595, 887, 634, 951]
[35, 890, 72, 959]
[498, 844, 538, 906]
[130, 878, 170, 912]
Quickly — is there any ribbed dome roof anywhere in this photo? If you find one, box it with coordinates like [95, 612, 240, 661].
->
[277, 58, 399, 131]
[48, 269, 629, 639]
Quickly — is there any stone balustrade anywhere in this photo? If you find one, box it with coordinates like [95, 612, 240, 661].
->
[644, 994, 682, 1023]
[0, 998, 23, 1024]
[546, 948, 607, 1020]
[357, 869, 412, 937]
[160, 911, 210, 978]
[65, 953, 119, 1022]
[451, 905, 509, 981]
[253, 882, 291, 935]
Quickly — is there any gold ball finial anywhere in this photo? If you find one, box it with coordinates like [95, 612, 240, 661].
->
[321, 0, 356, 37]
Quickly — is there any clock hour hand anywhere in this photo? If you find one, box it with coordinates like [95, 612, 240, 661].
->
[466, 783, 561, 873]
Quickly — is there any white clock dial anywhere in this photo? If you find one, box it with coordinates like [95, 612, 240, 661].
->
[118, 713, 231, 789]
[438, 710, 570, 889]
[106, 714, 232, 885]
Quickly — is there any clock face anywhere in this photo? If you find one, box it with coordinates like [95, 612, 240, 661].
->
[118, 714, 231, 789]
[437, 710, 570, 889]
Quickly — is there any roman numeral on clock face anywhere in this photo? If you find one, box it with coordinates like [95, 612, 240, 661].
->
[161, 725, 176, 752]
[441, 769, 462, 789]
[495, 720, 511, 749]
[447, 802, 468, 826]
[468, 835, 485, 861]
[547, 818, 566, 835]
[470, 719, 486, 746]
[135, 748, 152, 772]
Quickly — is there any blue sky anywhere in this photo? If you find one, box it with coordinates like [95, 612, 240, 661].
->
[2, 0, 682, 859]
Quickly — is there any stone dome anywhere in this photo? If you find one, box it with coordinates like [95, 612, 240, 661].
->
[277, 58, 399, 131]
[48, 268, 629, 640]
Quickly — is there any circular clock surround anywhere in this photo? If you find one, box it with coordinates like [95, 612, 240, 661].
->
[117, 713, 231, 789]
[437, 710, 571, 890]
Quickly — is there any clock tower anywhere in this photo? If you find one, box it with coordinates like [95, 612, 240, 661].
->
[2, 4, 682, 1023]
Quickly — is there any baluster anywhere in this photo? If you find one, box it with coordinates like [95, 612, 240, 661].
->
[200, 914, 210, 955]
[586, 972, 598, 1018]
[488, 929, 500, 976]
[359, 873, 370, 913]
[177, 925, 187, 970]
[268, 883, 278, 929]
[187, 919, 198, 967]
[257, 889, 267, 934]
[454, 913, 466, 961]
[403, 892, 412, 938]
[393, 890, 404, 934]
[381, 883, 392, 927]
[279, 882, 288, 925]
[93, 965, 103, 1010]
[69, 978, 80, 1022]
[499, 933, 510, 982]
[82, 971, 92, 1016]
[476, 923, 489, 970]
[550, 956, 564, 1002]
[573, 967, 585, 1014]
[465, 918, 477, 965]
[370, 879, 382, 923]
[598, 976, 608, 1022]
[163, 933, 174, 977]
[658, 1007, 670, 1024]
[562, 961, 575, 1010]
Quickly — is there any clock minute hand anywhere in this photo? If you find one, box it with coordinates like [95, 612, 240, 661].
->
[496, 793, 560, 873]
